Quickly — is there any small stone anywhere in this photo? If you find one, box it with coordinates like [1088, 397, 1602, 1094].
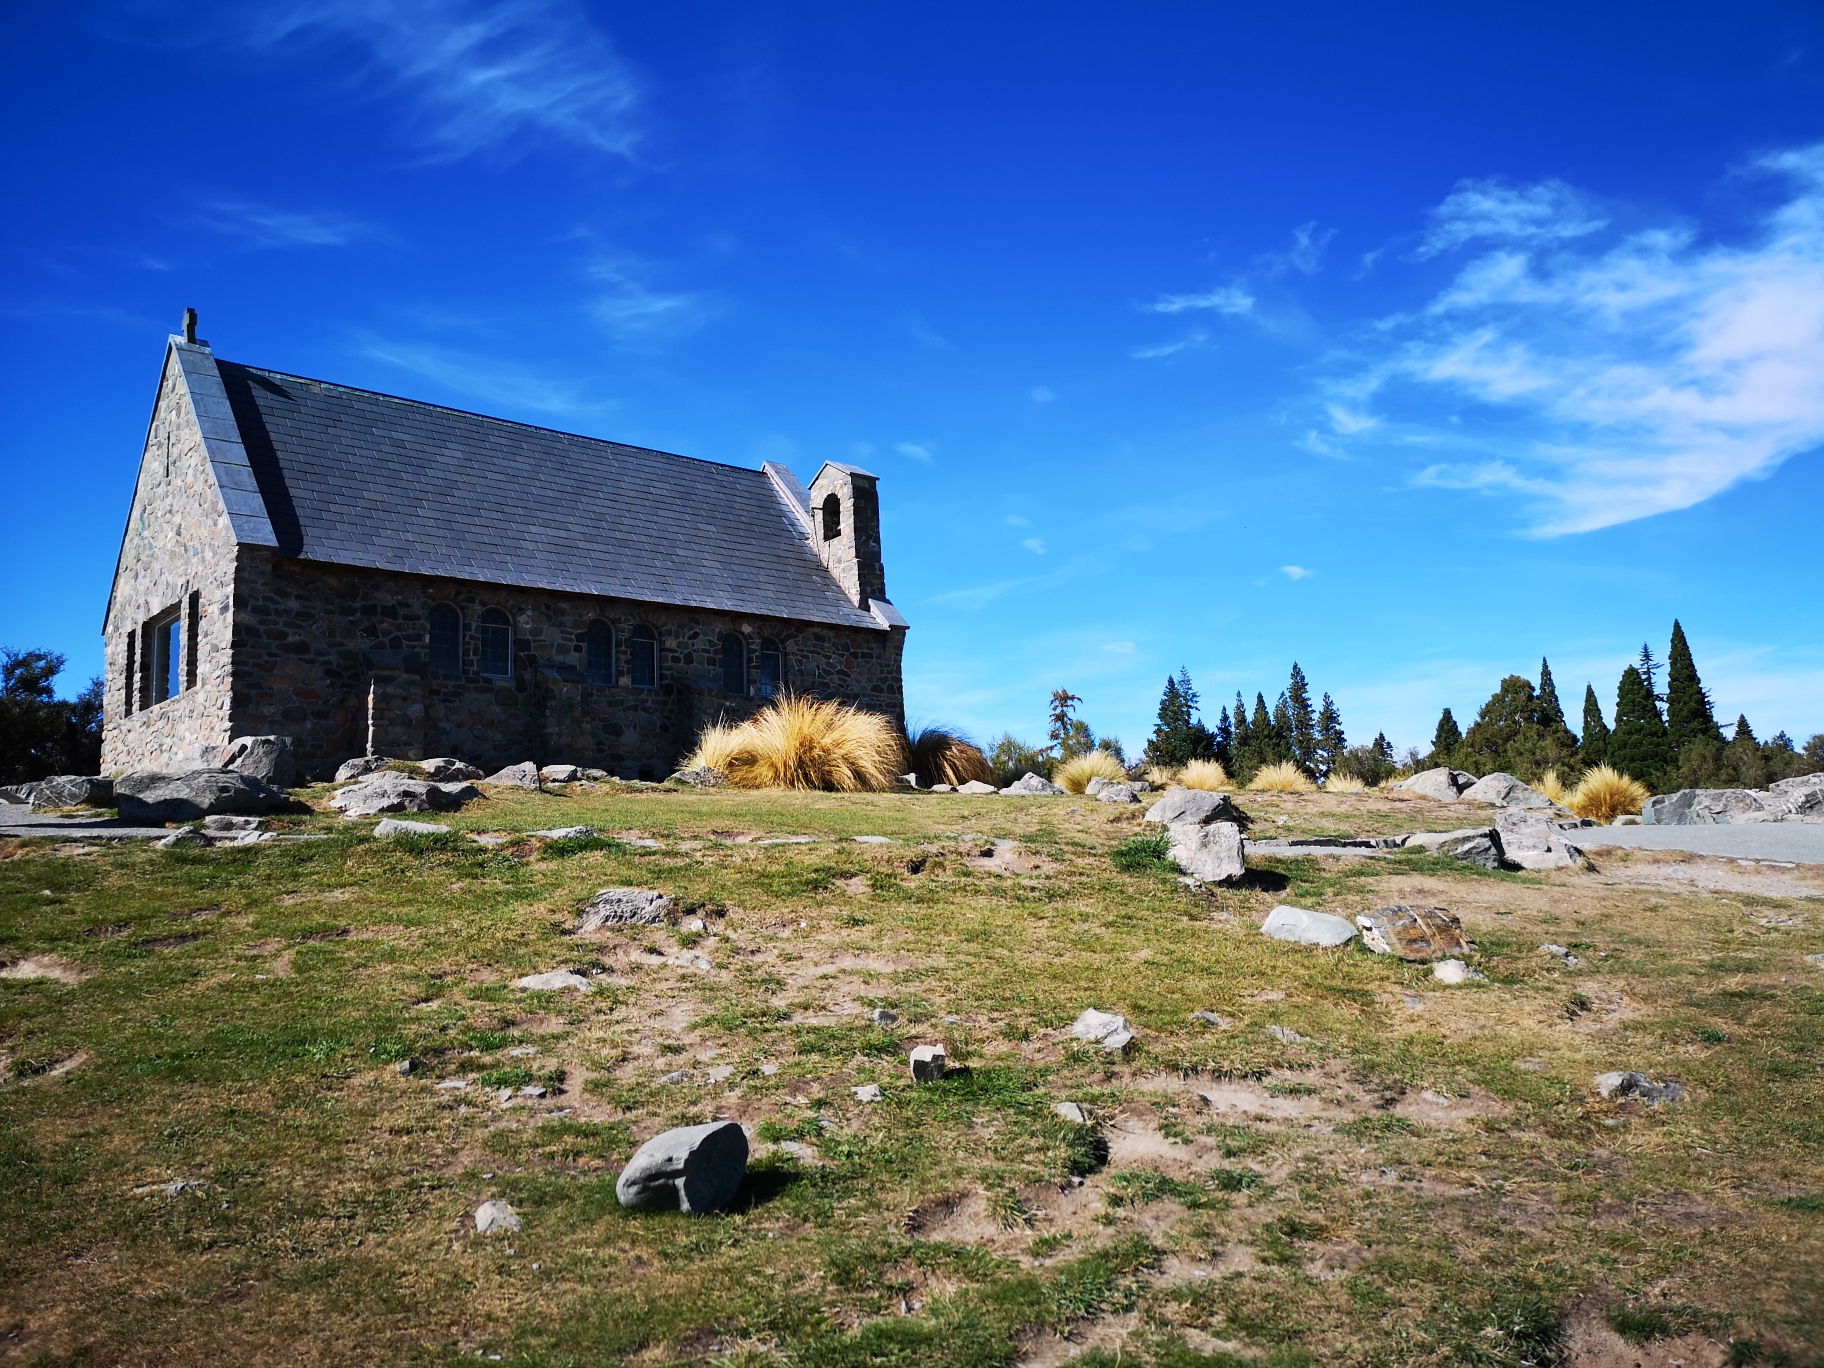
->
[1070, 1008, 1133, 1052]
[1264, 1024, 1308, 1044]
[514, 970, 593, 993]
[852, 1083, 883, 1102]
[1594, 1071, 1684, 1106]
[202, 814, 262, 834]
[1260, 905, 1358, 947]
[669, 767, 727, 787]
[661, 1069, 690, 1084]
[1516, 1060, 1544, 1071]
[396, 1059, 417, 1076]
[955, 780, 997, 795]
[155, 828, 211, 848]
[1808, 953, 1824, 966]
[615, 1120, 749, 1213]
[532, 826, 598, 840]
[374, 818, 451, 837]
[759, 1063, 779, 1076]
[853, 835, 892, 844]
[686, 918, 708, 932]
[484, 762, 541, 788]
[507, 1047, 536, 1057]
[520, 1085, 547, 1098]
[1432, 959, 1484, 985]
[498, 1089, 515, 1104]
[577, 888, 671, 932]
[708, 1066, 735, 1083]
[474, 1199, 521, 1235]
[1096, 784, 1138, 804]
[1540, 943, 1584, 969]
[1053, 1101, 1089, 1124]
[540, 765, 584, 784]
[909, 1044, 947, 1081]
[1191, 1010, 1231, 1029]
[999, 772, 1064, 796]
[437, 1079, 470, 1090]
[868, 1008, 899, 1025]
[929, 784, 954, 793]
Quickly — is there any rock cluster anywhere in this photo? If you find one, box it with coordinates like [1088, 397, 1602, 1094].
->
[1143, 787, 1248, 883]
[1643, 774, 1824, 825]
[1396, 767, 1556, 809]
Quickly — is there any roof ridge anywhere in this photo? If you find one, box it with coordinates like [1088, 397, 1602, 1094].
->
[220, 360, 770, 479]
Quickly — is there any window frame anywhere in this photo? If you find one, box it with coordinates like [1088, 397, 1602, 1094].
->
[142, 603, 182, 706]
[428, 602, 463, 679]
[478, 607, 514, 681]
[586, 619, 615, 686]
[720, 633, 746, 695]
[758, 637, 784, 698]
[629, 624, 658, 690]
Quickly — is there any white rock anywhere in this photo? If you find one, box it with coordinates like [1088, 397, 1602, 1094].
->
[1432, 959, 1484, 985]
[1053, 1101, 1089, 1124]
[520, 1085, 546, 1098]
[708, 1065, 735, 1083]
[852, 1084, 883, 1102]
[155, 828, 210, 848]
[474, 1199, 521, 1235]
[1260, 905, 1358, 947]
[1540, 943, 1584, 969]
[999, 772, 1064, 796]
[1459, 773, 1553, 808]
[955, 780, 997, 795]
[1145, 789, 1246, 826]
[1070, 1008, 1133, 1052]
[1394, 767, 1475, 801]
[540, 764, 584, 783]
[374, 818, 450, 837]
[532, 826, 598, 839]
[1167, 821, 1246, 883]
[577, 888, 671, 932]
[853, 835, 892, 844]
[436, 1079, 470, 1090]
[514, 970, 593, 992]
[1085, 777, 1111, 795]
[1496, 810, 1586, 869]
[1096, 784, 1138, 804]
[909, 1044, 948, 1082]
[1263, 1024, 1308, 1043]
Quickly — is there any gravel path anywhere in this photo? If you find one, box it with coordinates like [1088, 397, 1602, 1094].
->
[1572, 822, 1824, 865]
[0, 810, 174, 841]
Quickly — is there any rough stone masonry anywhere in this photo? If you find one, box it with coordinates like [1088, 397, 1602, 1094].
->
[101, 318, 909, 779]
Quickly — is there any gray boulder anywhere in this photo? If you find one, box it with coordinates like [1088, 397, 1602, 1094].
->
[327, 771, 479, 818]
[1260, 905, 1358, 947]
[578, 887, 672, 931]
[1594, 1071, 1684, 1106]
[202, 814, 262, 833]
[1495, 809, 1587, 869]
[1096, 783, 1138, 804]
[374, 818, 451, 837]
[1394, 767, 1475, 800]
[1167, 821, 1246, 883]
[1642, 788, 1773, 825]
[420, 757, 483, 782]
[1458, 772, 1552, 808]
[29, 775, 114, 810]
[334, 755, 392, 784]
[540, 764, 584, 783]
[615, 1120, 749, 1213]
[216, 736, 296, 788]
[485, 761, 540, 788]
[1145, 788, 1247, 827]
[1000, 772, 1064, 796]
[670, 767, 726, 788]
[116, 769, 292, 822]
[955, 780, 996, 795]
[1435, 829, 1504, 870]
[0, 784, 37, 805]
[1771, 773, 1824, 817]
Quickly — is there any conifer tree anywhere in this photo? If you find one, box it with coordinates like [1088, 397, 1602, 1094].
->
[1726, 714, 1766, 789]
[1430, 708, 1462, 767]
[1636, 643, 1662, 701]
[1372, 732, 1394, 764]
[1231, 693, 1251, 758]
[1580, 684, 1610, 766]
[1664, 620, 1722, 759]
[1607, 666, 1672, 785]
[1314, 693, 1345, 778]
[1286, 664, 1317, 775]
[1272, 692, 1295, 765]
[1250, 693, 1277, 767]
[1538, 658, 1578, 749]
[1214, 707, 1234, 770]
[1143, 674, 1189, 769]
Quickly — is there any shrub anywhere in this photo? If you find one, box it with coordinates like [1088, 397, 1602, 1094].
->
[1568, 764, 1650, 822]
[1247, 761, 1317, 793]
[1323, 772, 1366, 793]
[1536, 767, 1570, 805]
[988, 732, 1054, 787]
[907, 725, 995, 788]
[684, 696, 906, 791]
[1056, 750, 1127, 793]
[1178, 759, 1233, 791]
[1111, 831, 1174, 873]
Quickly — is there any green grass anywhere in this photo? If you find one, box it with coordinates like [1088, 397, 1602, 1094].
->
[1, 784, 1821, 1364]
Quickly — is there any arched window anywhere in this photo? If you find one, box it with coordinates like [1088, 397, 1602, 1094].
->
[720, 633, 746, 695]
[478, 607, 513, 680]
[586, 619, 614, 685]
[758, 638, 783, 698]
[821, 492, 841, 540]
[429, 603, 462, 677]
[629, 624, 658, 689]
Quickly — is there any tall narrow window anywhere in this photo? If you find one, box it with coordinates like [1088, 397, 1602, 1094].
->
[721, 633, 746, 695]
[185, 590, 200, 691]
[586, 620, 614, 685]
[429, 603, 462, 677]
[629, 624, 658, 689]
[821, 492, 841, 540]
[758, 638, 783, 698]
[478, 608, 513, 680]
[148, 608, 182, 704]
[124, 630, 137, 715]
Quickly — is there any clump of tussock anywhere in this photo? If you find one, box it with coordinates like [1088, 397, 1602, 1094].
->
[1247, 761, 1318, 793]
[1145, 765, 1180, 787]
[684, 696, 906, 791]
[1055, 751, 1127, 793]
[1569, 764, 1649, 823]
[907, 725, 995, 788]
[1178, 759, 1234, 791]
[1536, 767, 1571, 805]
[1323, 772, 1366, 793]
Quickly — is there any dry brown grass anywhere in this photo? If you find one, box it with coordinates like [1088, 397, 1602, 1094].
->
[1536, 767, 1570, 805]
[684, 696, 907, 791]
[1144, 764, 1180, 787]
[1178, 759, 1234, 791]
[1322, 772, 1367, 793]
[1569, 763, 1651, 822]
[907, 726, 995, 788]
[1246, 761, 1318, 793]
[1054, 751, 1127, 794]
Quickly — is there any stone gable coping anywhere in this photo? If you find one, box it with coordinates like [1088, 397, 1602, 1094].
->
[169, 339, 278, 550]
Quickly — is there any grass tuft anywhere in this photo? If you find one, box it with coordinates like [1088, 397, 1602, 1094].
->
[1055, 751, 1127, 793]
[1247, 761, 1318, 793]
[1568, 764, 1651, 822]
[684, 695, 907, 791]
[1323, 772, 1367, 793]
[907, 725, 996, 788]
[1112, 830, 1175, 874]
[1180, 759, 1234, 791]
[1536, 767, 1571, 805]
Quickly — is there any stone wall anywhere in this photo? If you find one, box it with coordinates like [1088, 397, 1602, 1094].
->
[100, 348, 239, 773]
[229, 551, 906, 779]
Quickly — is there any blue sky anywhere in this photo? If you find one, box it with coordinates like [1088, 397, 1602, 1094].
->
[4, 2, 1824, 754]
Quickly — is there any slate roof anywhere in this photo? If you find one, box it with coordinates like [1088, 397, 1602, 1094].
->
[214, 361, 881, 631]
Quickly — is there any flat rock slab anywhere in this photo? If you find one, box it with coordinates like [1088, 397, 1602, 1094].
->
[374, 818, 450, 837]
[116, 770, 291, 823]
[616, 1120, 749, 1213]
[1261, 905, 1358, 947]
[0, 812, 175, 841]
[1245, 838, 1400, 857]
[532, 826, 599, 839]
[953, 781, 997, 795]
[1355, 906, 1475, 960]
[578, 888, 671, 932]
[515, 970, 593, 992]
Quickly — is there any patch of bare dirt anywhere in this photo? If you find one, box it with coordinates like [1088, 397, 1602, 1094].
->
[1594, 850, 1824, 900]
[0, 956, 89, 983]
[1558, 1298, 1727, 1368]
[966, 840, 1057, 876]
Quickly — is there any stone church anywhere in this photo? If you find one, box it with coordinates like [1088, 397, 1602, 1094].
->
[101, 315, 908, 780]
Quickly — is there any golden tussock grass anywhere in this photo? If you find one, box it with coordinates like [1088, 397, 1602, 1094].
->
[1246, 761, 1318, 793]
[907, 726, 995, 788]
[1322, 772, 1367, 793]
[1178, 759, 1234, 791]
[1568, 764, 1650, 822]
[1536, 768, 1570, 805]
[685, 696, 907, 791]
[1144, 765, 1180, 787]
[1055, 751, 1128, 793]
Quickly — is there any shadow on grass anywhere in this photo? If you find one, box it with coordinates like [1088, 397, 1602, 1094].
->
[1236, 867, 1291, 893]
[729, 1164, 806, 1212]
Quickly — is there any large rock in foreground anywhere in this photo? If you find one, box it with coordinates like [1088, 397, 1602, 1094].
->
[1168, 821, 1246, 883]
[328, 771, 481, 818]
[116, 770, 292, 823]
[29, 776, 114, 811]
[1394, 768, 1475, 801]
[1458, 772, 1552, 808]
[1145, 789, 1247, 828]
[1260, 905, 1358, 947]
[1356, 905, 1475, 959]
[615, 1121, 749, 1214]
[216, 736, 297, 788]
[1495, 810, 1587, 868]
[1643, 788, 1775, 825]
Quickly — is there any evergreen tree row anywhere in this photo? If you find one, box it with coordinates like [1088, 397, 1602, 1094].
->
[1144, 664, 1391, 784]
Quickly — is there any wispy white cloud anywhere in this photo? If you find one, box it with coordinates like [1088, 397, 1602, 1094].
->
[585, 258, 715, 346]
[1102, 641, 1136, 654]
[1003, 514, 1030, 527]
[894, 442, 934, 463]
[216, 0, 641, 161]
[194, 201, 379, 249]
[1280, 565, 1314, 580]
[1312, 145, 1824, 534]
[1022, 537, 1047, 555]
[1264, 221, 1336, 277]
[1144, 285, 1254, 316]
[358, 334, 604, 418]
[905, 310, 954, 351]
[1131, 330, 1207, 360]
[1030, 385, 1056, 404]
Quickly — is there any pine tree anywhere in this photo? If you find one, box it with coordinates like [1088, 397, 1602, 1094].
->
[1636, 643, 1662, 701]
[1664, 620, 1722, 760]
[1231, 693, 1251, 755]
[1214, 707, 1234, 770]
[1372, 732, 1394, 764]
[1286, 664, 1317, 775]
[1726, 714, 1766, 789]
[1314, 693, 1345, 778]
[1580, 684, 1610, 766]
[1143, 675, 1189, 769]
[1538, 658, 1578, 749]
[1272, 692, 1296, 766]
[1250, 693, 1278, 767]
[1608, 666, 1673, 786]
[1429, 708, 1462, 767]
